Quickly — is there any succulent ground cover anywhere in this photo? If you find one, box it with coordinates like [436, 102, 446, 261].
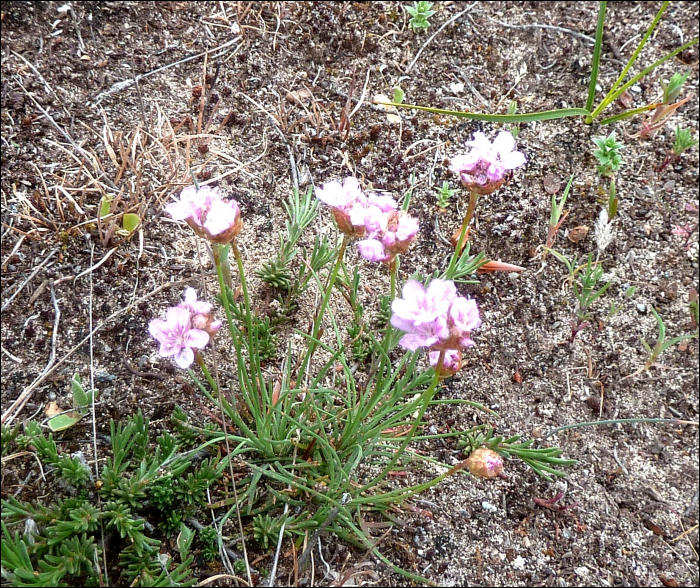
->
[1, 2, 698, 586]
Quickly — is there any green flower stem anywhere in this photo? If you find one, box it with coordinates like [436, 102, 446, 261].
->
[359, 350, 445, 493]
[195, 353, 218, 393]
[230, 240, 261, 397]
[301, 235, 349, 374]
[446, 189, 478, 278]
[212, 244, 237, 341]
[382, 257, 399, 357]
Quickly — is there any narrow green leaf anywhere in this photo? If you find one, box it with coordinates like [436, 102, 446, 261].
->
[592, 36, 698, 120]
[599, 103, 660, 125]
[596, 1, 669, 116]
[585, 1, 607, 113]
[372, 100, 590, 122]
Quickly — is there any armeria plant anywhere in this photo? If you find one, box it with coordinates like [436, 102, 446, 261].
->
[135, 174, 572, 581]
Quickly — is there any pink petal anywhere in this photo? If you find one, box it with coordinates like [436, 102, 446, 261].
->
[175, 347, 195, 369]
[449, 153, 478, 174]
[204, 198, 238, 236]
[395, 215, 419, 241]
[426, 279, 457, 307]
[492, 131, 516, 155]
[367, 193, 397, 212]
[184, 288, 197, 304]
[148, 318, 172, 342]
[167, 307, 192, 332]
[400, 280, 427, 305]
[357, 239, 390, 262]
[184, 328, 211, 349]
[501, 150, 526, 170]
[398, 333, 438, 351]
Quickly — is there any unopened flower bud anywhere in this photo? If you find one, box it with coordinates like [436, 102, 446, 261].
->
[465, 448, 504, 479]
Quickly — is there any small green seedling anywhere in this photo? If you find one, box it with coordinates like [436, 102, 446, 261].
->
[47, 374, 98, 432]
[642, 305, 698, 369]
[406, 1, 435, 31]
[661, 71, 691, 104]
[393, 86, 405, 105]
[435, 181, 457, 211]
[593, 131, 624, 176]
[545, 174, 574, 249]
[176, 524, 196, 562]
[98, 196, 141, 237]
[547, 250, 612, 340]
[607, 285, 636, 319]
[673, 126, 699, 157]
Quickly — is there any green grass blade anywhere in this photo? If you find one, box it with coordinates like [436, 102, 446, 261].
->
[599, 103, 660, 125]
[592, 36, 698, 120]
[585, 1, 608, 113]
[372, 100, 590, 122]
[593, 1, 669, 119]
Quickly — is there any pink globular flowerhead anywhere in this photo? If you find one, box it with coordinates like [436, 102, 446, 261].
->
[357, 210, 420, 263]
[166, 185, 242, 244]
[390, 278, 480, 372]
[449, 131, 526, 195]
[316, 177, 368, 237]
[465, 447, 504, 479]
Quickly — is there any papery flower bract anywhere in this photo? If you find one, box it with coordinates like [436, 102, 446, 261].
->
[166, 185, 242, 244]
[429, 349, 462, 377]
[465, 448, 504, 479]
[148, 306, 210, 369]
[450, 131, 526, 194]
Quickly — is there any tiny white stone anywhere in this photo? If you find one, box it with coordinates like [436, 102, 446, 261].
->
[512, 556, 526, 570]
[631, 85, 642, 93]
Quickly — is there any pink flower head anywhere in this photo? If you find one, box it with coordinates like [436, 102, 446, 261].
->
[358, 210, 419, 263]
[465, 448, 504, 479]
[166, 185, 242, 244]
[148, 306, 210, 369]
[316, 177, 368, 237]
[391, 278, 480, 369]
[178, 288, 222, 340]
[449, 131, 526, 194]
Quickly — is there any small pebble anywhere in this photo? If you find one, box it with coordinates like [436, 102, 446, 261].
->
[482, 501, 497, 513]
[631, 85, 642, 93]
[552, 321, 562, 329]
[636, 303, 647, 314]
[512, 556, 526, 570]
